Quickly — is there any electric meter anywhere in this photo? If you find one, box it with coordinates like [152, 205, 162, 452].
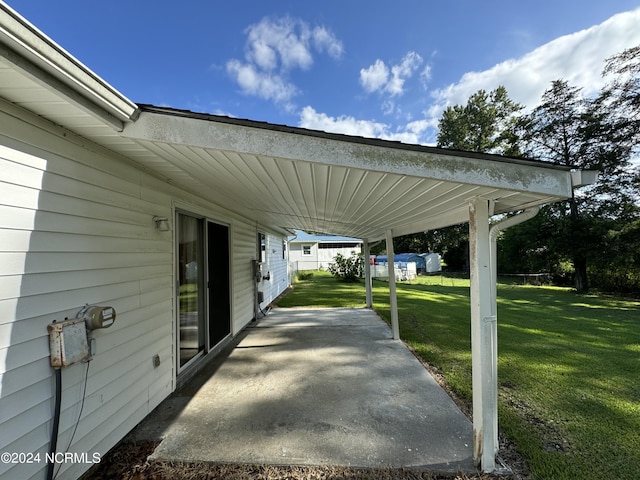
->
[78, 305, 116, 330]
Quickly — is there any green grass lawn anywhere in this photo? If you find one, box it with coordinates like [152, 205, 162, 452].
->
[275, 271, 640, 480]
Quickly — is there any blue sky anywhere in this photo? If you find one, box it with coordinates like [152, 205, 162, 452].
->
[6, 1, 640, 144]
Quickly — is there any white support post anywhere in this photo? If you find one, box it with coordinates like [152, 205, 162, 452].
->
[385, 229, 400, 340]
[364, 240, 373, 308]
[469, 198, 497, 472]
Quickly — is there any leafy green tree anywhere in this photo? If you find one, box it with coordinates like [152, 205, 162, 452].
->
[411, 86, 522, 270]
[599, 44, 640, 210]
[516, 81, 601, 292]
[437, 86, 523, 155]
[515, 72, 639, 293]
[497, 207, 567, 278]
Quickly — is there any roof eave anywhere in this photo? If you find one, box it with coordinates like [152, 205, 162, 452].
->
[0, 2, 139, 129]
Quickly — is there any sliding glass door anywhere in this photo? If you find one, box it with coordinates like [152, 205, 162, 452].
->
[177, 213, 205, 367]
[176, 212, 231, 371]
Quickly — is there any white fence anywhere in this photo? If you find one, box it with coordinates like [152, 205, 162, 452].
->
[372, 262, 417, 281]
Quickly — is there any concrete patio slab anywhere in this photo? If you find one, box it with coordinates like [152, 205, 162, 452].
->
[131, 307, 476, 474]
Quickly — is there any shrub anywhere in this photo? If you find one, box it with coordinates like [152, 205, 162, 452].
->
[296, 270, 314, 281]
[328, 252, 363, 282]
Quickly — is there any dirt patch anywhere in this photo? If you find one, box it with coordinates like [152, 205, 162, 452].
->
[81, 440, 517, 480]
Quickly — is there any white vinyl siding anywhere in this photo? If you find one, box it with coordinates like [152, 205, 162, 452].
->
[264, 231, 289, 305]
[0, 111, 174, 480]
[231, 220, 258, 332]
[289, 243, 319, 271]
[0, 107, 289, 480]
[317, 244, 362, 270]
[288, 241, 362, 271]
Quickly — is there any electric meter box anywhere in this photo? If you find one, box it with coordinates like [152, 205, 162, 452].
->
[48, 318, 89, 368]
[81, 306, 116, 330]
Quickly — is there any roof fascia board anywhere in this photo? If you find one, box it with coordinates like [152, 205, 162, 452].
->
[124, 110, 575, 199]
[0, 2, 138, 127]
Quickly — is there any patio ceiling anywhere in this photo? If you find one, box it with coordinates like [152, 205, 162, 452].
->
[1, 3, 578, 242]
[119, 105, 575, 241]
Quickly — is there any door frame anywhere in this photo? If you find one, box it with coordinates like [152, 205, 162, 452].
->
[175, 208, 232, 376]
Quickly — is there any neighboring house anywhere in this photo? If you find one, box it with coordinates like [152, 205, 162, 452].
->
[288, 230, 362, 271]
[0, 3, 594, 478]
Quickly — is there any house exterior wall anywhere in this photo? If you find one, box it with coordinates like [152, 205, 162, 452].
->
[262, 234, 289, 306]
[0, 104, 289, 480]
[288, 242, 319, 271]
[288, 242, 362, 271]
[316, 245, 362, 270]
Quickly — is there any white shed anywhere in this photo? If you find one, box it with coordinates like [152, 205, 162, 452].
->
[421, 253, 443, 273]
[0, 3, 595, 478]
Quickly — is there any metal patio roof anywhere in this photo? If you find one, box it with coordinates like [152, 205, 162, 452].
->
[0, 2, 586, 242]
[118, 104, 577, 241]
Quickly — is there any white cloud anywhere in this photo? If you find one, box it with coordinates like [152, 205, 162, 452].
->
[428, 8, 640, 122]
[360, 51, 424, 97]
[298, 106, 429, 144]
[226, 60, 297, 104]
[420, 65, 432, 88]
[387, 51, 423, 96]
[312, 26, 344, 59]
[360, 60, 390, 93]
[227, 16, 343, 106]
[300, 8, 640, 148]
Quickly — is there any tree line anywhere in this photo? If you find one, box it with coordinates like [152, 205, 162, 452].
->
[383, 45, 640, 294]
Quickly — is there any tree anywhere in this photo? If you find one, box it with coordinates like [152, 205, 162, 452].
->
[602, 44, 640, 124]
[437, 86, 523, 155]
[409, 86, 523, 271]
[392, 87, 524, 271]
[599, 44, 640, 213]
[516, 81, 598, 292]
[517, 77, 639, 293]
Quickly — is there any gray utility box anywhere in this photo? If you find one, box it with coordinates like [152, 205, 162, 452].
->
[48, 318, 89, 368]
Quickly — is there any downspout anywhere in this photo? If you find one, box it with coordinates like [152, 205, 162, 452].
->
[489, 206, 541, 312]
[487, 206, 540, 453]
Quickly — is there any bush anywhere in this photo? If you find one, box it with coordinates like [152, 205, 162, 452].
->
[296, 270, 314, 281]
[328, 252, 363, 282]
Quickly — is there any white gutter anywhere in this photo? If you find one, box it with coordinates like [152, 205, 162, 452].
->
[0, 2, 139, 128]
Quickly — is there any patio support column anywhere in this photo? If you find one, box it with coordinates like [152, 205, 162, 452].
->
[386, 229, 400, 340]
[469, 198, 496, 472]
[364, 240, 373, 308]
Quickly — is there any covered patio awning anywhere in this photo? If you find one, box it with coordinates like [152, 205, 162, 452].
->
[115, 106, 592, 472]
[0, 4, 596, 471]
[120, 105, 580, 241]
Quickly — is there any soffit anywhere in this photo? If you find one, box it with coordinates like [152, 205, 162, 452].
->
[118, 107, 573, 241]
